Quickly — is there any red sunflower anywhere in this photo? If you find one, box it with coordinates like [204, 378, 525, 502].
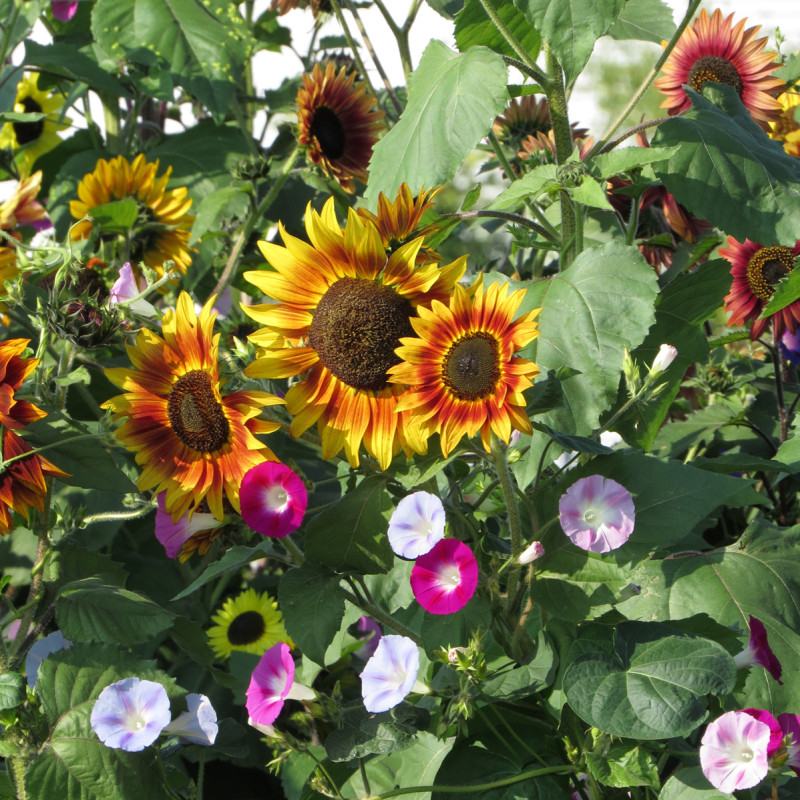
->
[721, 236, 800, 339]
[654, 9, 784, 129]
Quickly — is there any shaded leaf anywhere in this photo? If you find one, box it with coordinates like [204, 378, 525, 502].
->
[455, 0, 541, 59]
[606, 0, 676, 44]
[0, 673, 24, 711]
[659, 767, 734, 799]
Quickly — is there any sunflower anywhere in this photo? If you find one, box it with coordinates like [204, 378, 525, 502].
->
[69, 154, 195, 277]
[389, 281, 541, 457]
[653, 9, 784, 129]
[356, 184, 442, 263]
[769, 91, 800, 157]
[0, 74, 69, 176]
[243, 198, 467, 470]
[207, 588, 291, 660]
[721, 236, 800, 339]
[102, 293, 284, 521]
[1, 171, 50, 286]
[0, 339, 68, 536]
[271, 0, 331, 14]
[296, 62, 385, 193]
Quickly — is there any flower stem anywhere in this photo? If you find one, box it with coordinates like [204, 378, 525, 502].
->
[280, 535, 306, 566]
[339, 585, 423, 646]
[478, 0, 540, 76]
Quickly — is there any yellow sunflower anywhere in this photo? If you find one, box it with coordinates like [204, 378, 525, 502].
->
[69, 154, 195, 277]
[102, 293, 284, 521]
[389, 281, 541, 457]
[653, 9, 784, 129]
[0, 73, 69, 176]
[243, 198, 467, 470]
[0, 339, 68, 536]
[356, 184, 443, 263]
[207, 588, 292, 660]
[1, 171, 49, 286]
[297, 62, 385, 193]
[769, 91, 800, 157]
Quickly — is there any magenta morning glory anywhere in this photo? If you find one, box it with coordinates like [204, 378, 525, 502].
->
[239, 462, 308, 538]
[410, 538, 478, 615]
[246, 642, 295, 726]
[90, 677, 171, 752]
[558, 475, 635, 554]
[361, 634, 420, 713]
[733, 615, 783, 684]
[387, 491, 446, 559]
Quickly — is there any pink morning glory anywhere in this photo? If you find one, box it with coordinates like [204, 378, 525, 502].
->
[733, 615, 783, 684]
[699, 710, 770, 793]
[164, 693, 218, 746]
[246, 642, 295, 726]
[154, 493, 220, 559]
[558, 475, 635, 553]
[410, 539, 478, 615]
[239, 462, 307, 538]
[51, 0, 78, 20]
[387, 491, 445, 559]
[109, 263, 140, 307]
[777, 713, 800, 777]
[743, 708, 783, 757]
[518, 540, 545, 564]
[90, 677, 171, 752]
[361, 635, 419, 713]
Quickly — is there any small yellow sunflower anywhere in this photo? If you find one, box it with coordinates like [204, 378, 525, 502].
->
[356, 184, 442, 263]
[243, 197, 467, 470]
[389, 281, 541, 457]
[769, 91, 800, 157]
[102, 293, 284, 521]
[0, 74, 69, 176]
[207, 588, 292, 660]
[297, 62, 385, 193]
[654, 9, 784, 129]
[69, 154, 195, 277]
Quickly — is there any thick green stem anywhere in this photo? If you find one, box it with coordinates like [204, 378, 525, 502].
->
[543, 44, 577, 268]
[491, 435, 523, 616]
[211, 146, 300, 297]
[9, 756, 29, 800]
[99, 92, 121, 154]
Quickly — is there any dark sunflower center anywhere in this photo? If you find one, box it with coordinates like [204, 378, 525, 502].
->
[166, 369, 230, 453]
[688, 56, 743, 95]
[226, 611, 266, 646]
[13, 97, 45, 146]
[746, 246, 795, 301]
[308, 277, 414, 391]
[308, 105, 346, 160]
[443, 333, 500, 400]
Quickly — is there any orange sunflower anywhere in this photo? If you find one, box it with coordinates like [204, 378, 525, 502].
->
[654, 9, 784, 129]
[0, 339, 68, 536]
[103, 293, 283, 521]
[721, 236, 800, 340]
[356, 184, 442, 263]
[389, 281, 541, 457]
[297, 62, 385, 193]
[70, 154, 194, 277]
[243, 198, 467, 470]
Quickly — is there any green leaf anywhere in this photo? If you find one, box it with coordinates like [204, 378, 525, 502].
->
[91, 0, 253, 117]
[589, 146, 680, 177]
[0, 673, 24, 711]
[513, 0, 627, 85]
[427, 0, 465, 19]
[605, 0, 676, 44]
[365, 41, 508, 204]
[421, 597, 492, 655]
[659, 767, 735, 799]
[776, 52, 800, 85]
[278, 563, 345, 667]
[569, 175, 614, 210]
[88, 198, 139, 233]
[775, 434, 800, 468]
[481, 632, 557, 700]
[455, 0, 541, 60]
[759, 263, 800, 318]
[44, 546, 127, 589]
[53, 366, 93, 387]
[305, 475, 394, 574]
[190, 185, 248, 243]
[564, 622, 736, 739]
[585, 743, 659, 788]
[24, 40, 131, 97]
[488, 164, 559, 210]
[531, 422, 614, 455]
[652, 84, 800, 247]
[0, 111, 47, 123]
[171, 541, 277, 600]
[56, 579, 175, 645]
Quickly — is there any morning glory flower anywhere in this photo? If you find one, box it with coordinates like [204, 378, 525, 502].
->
[246, 642, 313, 727]
[733, 615, 783, 684]
[361, 635, 420, 713]
[558, 475, 635, 554]
[25, 630, 71, 689]
[387, 491, 446, 559]
[699, 710, 770, 793]
[354, 616, 382, 662]
[90, 677, 171, 751]
[164, 693, 218, 746]
[518, 540, 545, 565]
[155, 493, 221, 559]
[777, 713, 800, 777]
[239, 462, 308, 538]
[410, 539, 479, 615]
[51, 0, 78, 20]
[649, 343, 678, 376]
